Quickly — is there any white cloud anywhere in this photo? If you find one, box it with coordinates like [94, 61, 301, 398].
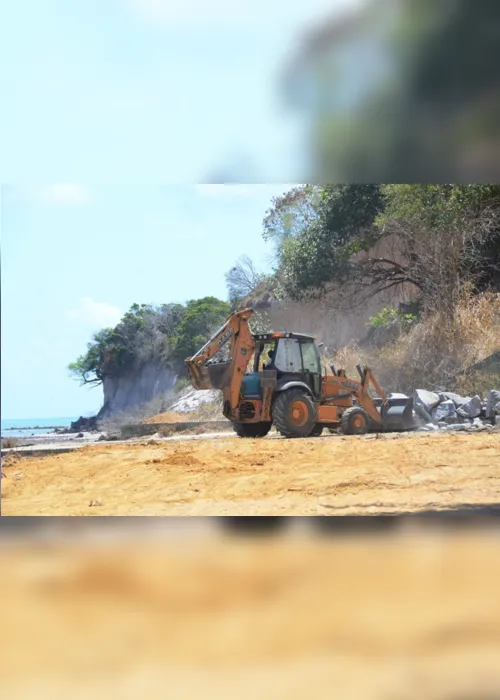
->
[67, 298, 123, 329]
[36, 184, 90, 205]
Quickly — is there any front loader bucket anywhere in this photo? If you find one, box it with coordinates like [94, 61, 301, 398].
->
[380, 397, 415, 432]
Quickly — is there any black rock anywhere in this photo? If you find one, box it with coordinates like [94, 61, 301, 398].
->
[70, 415, 98, 432]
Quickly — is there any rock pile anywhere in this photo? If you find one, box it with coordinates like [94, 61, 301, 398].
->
[408, 388, 500, 432]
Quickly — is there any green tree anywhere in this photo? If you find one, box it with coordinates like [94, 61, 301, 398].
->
[375, 184, 500, 312]
[68, 328, 117, 385]
[171, 297, 231, 361]
[266, 184, 383, 299]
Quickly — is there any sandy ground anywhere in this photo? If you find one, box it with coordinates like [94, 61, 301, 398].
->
[2, 531, 500, 699]
[2, 431, 500, 516]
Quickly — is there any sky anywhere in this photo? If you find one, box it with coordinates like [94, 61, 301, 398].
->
[1, 184, 291, 418]
[0, 0, 357, 183]
[1, 0, 357, 419]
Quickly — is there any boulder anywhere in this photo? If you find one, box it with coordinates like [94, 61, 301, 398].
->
[439, 392, 470, 407]
[486, 390, 500, 418]
[414, 389, 441, 411]
[456, 395, 482, 419]
[472, 417, 488, 431]
[414, 403, 434, 424]
[70, 415, 98, 432]
[431, 400, 457, 422]
[418, 423, 439, 432]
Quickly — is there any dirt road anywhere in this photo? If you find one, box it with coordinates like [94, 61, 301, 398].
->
[2, 532, 500, 699]
[3, 431, 500, 516]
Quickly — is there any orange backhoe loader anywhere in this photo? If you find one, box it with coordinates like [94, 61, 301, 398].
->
[185, 308, 414, 438]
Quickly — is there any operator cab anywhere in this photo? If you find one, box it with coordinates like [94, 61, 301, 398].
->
[241, 332, 323, 400]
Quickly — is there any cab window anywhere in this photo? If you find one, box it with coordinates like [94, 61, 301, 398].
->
[300, 341, 320, 373]
[274, 338, 302, 373]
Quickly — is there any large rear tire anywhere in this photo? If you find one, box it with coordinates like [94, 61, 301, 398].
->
[233, 422, 272, 438]
[273, 389, 317, 438]
[340, 406, 370, 435]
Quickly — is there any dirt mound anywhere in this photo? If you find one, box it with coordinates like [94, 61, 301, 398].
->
[144, 411, 188, 424]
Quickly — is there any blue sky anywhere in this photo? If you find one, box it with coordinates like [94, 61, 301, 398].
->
[1, 184, 291, 418]
[1, 0, 356, 419]
[0, 0, 356, 183]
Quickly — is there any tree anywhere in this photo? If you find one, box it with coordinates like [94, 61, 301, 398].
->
[170, 297, 231, 362]
[263, 186, 321, 256]
[225, 255, 265, 308]
[69, 298, 230, 386]
[372, 184, 500, 314]
[267, 185, 383, 299]
[68, 328, 116, 385]
[262, 183, 500, 310]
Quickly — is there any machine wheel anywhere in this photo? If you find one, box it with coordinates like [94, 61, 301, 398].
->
[309, 424, 324, 437]
[233, 422, 272, 438]
[340, 407, 370, 435]
[272, 389, 317, 438]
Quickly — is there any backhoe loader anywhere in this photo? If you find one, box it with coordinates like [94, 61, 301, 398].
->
[185, 308, 414, 438]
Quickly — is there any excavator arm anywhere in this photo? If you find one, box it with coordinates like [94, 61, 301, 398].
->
[185, 308, 256, 415]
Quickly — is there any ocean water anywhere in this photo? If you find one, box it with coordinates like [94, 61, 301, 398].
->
[1, 417, 78, 438]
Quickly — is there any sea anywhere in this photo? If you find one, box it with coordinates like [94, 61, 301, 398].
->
[1, 417, 78, 438]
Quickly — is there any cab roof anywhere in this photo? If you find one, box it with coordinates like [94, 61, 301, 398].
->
[253, 332, 316, 342]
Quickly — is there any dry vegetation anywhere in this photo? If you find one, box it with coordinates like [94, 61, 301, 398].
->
[314, 291, 500, 395]
[1, 437, 19, 449]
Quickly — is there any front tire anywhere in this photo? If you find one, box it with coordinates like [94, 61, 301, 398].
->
[272, 389, 317, 438]
[340, 406, 370, 435]
[233, 422, 272, 438]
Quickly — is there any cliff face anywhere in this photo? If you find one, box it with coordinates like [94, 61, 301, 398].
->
[98, 362, 177, 418]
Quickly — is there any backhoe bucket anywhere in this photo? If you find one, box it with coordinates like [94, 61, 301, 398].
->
[380, 397, 415, 431]
[205, 361, 232, 390]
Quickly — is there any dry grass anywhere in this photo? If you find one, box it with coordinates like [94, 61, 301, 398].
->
[1, 437, 19, 449]
[330, 291, 500, 395]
